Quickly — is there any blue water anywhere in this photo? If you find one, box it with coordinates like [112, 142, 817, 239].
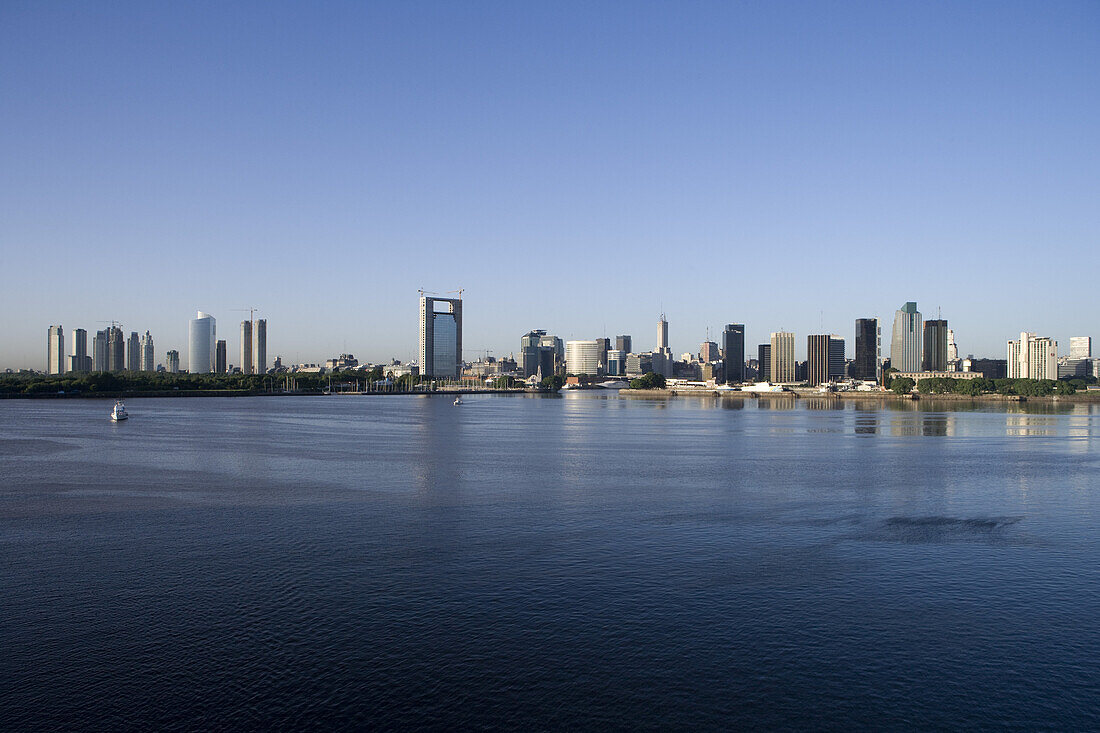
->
[2, 394, 1099, 730]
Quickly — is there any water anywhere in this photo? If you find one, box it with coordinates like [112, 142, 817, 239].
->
[2, 394, 1099, 730]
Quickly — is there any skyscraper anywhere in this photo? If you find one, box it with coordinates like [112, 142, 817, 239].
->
[1070, 337, 1091, 359]
[699, 340, 719, 363]
[853, 318, 879, 381]
[47, 325, 64, 375]
[216, 340, 227, 374]
[722, 324, 745, 384]
[70, 328, 89, 373]
[166, 350, 180, 373]
[947, 329, 959, 363]
[108, 326, 125, 372]
[418, 294, 462, 378]
[140, 331, 155, 372]
[127, 331, 141, 371]
[758, 344, 771, 382]
[829, 335, 845, 380]
[189, 311, 216, 374]
[254, 319, 267, 373]
[807, 335, 845, 386]
[565, 340, 601, 375]
[922, 319, 948, 372]
[770, 332, 795, 383]
[890, 302, 922, 373]
[240, 320, 253, 375]
[1007, 332, 1058, 380]
[615, 335, 632, 354]
[93, 330, 108, 372]
[657, 314, 669, 350]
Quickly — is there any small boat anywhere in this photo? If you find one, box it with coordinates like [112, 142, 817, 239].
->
[453, 397, 463, 406]
[110, 400, 128, 421]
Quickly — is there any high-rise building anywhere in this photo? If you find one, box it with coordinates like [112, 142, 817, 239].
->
[520, 330, 547, 378]
[890, 302, 922, 373]
[93, 330, 108, 372]
[922, 319, 948, 372]
[216, 340, 227, 374]
[108, 326, 125, 372]
[240, 320, 253, 375]
[615, 335, 632, 354]
[1070, 337, 1091, 360]
[947, 329, 959, 363]
[539, 334, 563, 364]
[770, 332, 795, 383]
[807, 335, 845, 386]
[254, 319, 267, 373]
[47, 325, 64, 375]
[722, 324, 745, 384]
[657, 315, 669, 350]
[853, 318, 880, 381]
[1007, 332, 1057, 380]
[699, 340, 719, 363]
[606, 349, 626, 376]
[418, 294, 462, 379]
[166, 350, 180, 373]
[829, 336, 845, 380]
[140, 331, 155, 372]
[70, 328, 89, 373]
[127, 332, 141, 371]
[565, 340, 601, 375]
[188, 311, 217, 374]
[758, 344, 772, 381]
[597, 337, 610, 371]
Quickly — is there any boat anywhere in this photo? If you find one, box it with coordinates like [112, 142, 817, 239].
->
[597, 380, 628, 390]
[110, 400, 128, 421]
[454, 397, 463, 405]
[741, 382, 786, 393]
[714, 384, 741, 393]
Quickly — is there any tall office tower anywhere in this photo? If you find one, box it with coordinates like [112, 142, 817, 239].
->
[1070, 336, 1091, 359]
[699, 340, 720, 362]
[47, 325, 65, 374]
[520, 330, 547, 377]
[758, 344, 771, 381]
[108, 326, 126, 372]
[254, 319, 267, 373]
[890, 302, 923, 372]
[188, 311, 217, 374]
[70, 328, 88, 373]
[657, 314, 669, 350]
[722, 324, 745, 384]
[565, 340, 602, 375]
[597, 337, 610, 370]
[1007, 332, 1058, 380]
[922, 319, 949, 372]
[807, 335, 830, 387]
[140, 331, 155, 372]
[615, 335, 632, 354]
[606, 349, 625, 376]
[829, 336, 845, 379]
[539, 334, 564, 365]
[947, 329, 959, 362]
[240, 320, 253, 374]
[853, 318, 879, 380]
[418, 294, 462, 378]
[770, 332, 795, 383]
[216, 340, 227, 374]
[166, 350, 180, 373]
[93, 330, 108, 372]
[127, 331, 141, 371]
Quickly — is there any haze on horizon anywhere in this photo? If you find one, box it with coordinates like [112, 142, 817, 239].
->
[2, 1, 1098, 371]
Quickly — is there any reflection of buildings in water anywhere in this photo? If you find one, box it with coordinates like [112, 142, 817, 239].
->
[1006, 413, 1058, 437]
[756, 396, 797, 410]
[921, 413, 951, 437]
[719, 398, 746, 410]
[804, 397, 844, 411]
[888, 412, 954, 437]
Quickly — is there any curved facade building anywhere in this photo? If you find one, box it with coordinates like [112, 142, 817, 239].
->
[188, 311, 216, 373]
[565, 340, 601, 375]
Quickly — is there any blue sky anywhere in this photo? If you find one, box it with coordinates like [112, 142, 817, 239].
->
[2, 1, 1098, 369]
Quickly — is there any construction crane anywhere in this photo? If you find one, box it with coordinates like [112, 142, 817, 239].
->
[231, 307, 260, 323]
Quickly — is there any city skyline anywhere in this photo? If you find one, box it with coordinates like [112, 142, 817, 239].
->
[2, 3, 1098, 368]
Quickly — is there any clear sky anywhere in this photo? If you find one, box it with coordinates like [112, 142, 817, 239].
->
[2, 1, 1098, 370]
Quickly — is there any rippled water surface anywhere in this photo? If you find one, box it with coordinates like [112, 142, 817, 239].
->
[3, 394, 1099, 730]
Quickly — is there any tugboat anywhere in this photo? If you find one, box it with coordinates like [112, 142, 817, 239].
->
[110, 400, 128, 422]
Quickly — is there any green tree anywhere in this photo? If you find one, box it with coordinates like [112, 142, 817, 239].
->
[630, 372, 666, 390]
[891, 377, 915, 395]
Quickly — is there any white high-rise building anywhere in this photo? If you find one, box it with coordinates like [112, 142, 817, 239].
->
[890, 302, 922, 372]
[1069, 336, 1091, 360]
[240, 320, 253, 375]
[47, 325, 64, 375]
[254, 319, 267, 374]
[418, 294, 462, 378]
[140, 331, 155, 372]
[770, 331, 795, 383]
[188, 311, 216, 373]
[1007, 332, 1058, 380]
[565, 340, 602, 376]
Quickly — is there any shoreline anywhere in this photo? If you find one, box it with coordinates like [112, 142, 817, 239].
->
[621, 389, 1100, 403]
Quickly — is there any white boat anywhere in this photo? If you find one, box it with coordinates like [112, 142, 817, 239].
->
[597, 380, 628, 390]
[453, 397, 463, 405]
[741, 382, 786, 393]
[715, 384, 741, 393]
[110, 400, 128, 421]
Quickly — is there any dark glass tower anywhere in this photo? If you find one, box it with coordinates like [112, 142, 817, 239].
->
[923, 319, 948, 372]
[722, 324, 745, 384]
[854, 318, 879, 381]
